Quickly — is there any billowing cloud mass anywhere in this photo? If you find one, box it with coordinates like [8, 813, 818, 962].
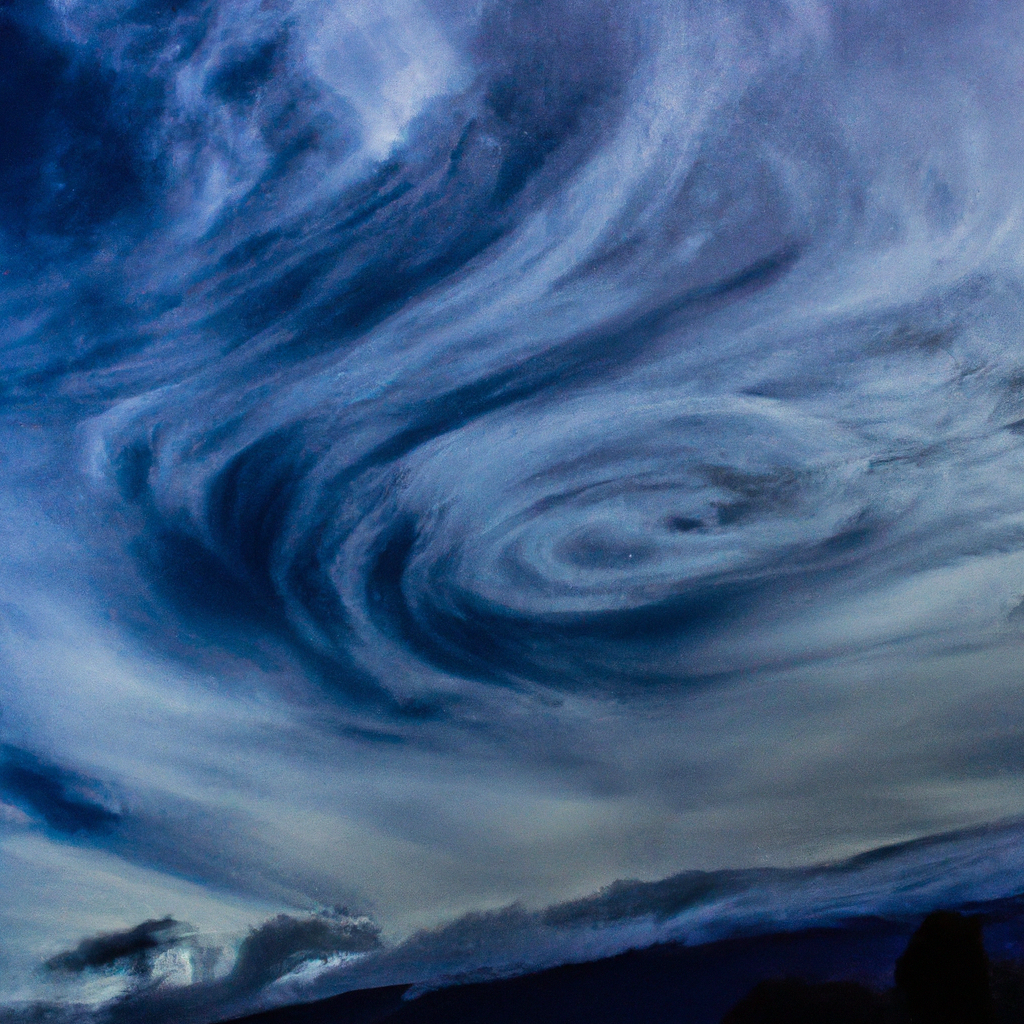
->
[3, 0, 1024, 1018]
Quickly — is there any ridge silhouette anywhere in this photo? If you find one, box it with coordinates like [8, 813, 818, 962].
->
[723, 910, 999, 1024]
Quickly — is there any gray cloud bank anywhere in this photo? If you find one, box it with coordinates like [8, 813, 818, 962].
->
[9, 819, 1024, 1024]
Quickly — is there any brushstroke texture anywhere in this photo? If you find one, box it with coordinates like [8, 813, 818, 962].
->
[2, 0, 1024, 1017]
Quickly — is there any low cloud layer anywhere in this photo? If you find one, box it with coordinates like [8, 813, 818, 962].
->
[10, 821, 1024, 1024]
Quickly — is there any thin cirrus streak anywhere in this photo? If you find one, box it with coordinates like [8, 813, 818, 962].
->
[2, 0, 1024, 1017]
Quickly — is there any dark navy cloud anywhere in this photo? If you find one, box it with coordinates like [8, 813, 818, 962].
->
[0, 746, 121, 836]
[0, 4, 153, 240]
[46, 918, 184, 975]
[230, 912, 381, 990]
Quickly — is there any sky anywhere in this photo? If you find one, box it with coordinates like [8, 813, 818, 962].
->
[3, 0, 1024, 1018]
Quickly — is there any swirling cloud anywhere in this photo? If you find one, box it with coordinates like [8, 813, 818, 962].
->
[3, 0, 1024, 1016]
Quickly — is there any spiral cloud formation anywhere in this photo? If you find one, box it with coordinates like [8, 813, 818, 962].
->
[3, 0, 1024, 1016]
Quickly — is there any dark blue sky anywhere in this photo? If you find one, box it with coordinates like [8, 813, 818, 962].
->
[3, 0, 1024, 1018]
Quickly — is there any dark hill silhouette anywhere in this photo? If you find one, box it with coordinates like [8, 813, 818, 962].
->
[721, 978, 901, 1024]
[894, 911, 993, 1024]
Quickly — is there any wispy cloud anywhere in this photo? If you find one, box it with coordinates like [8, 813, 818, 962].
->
[3, 0, 1024, 1017]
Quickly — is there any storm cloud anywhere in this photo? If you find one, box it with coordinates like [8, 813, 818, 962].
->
[3, 0, 1024, 1017]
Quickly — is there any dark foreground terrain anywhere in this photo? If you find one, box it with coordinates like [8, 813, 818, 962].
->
[220, 898, 1024, 1024]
